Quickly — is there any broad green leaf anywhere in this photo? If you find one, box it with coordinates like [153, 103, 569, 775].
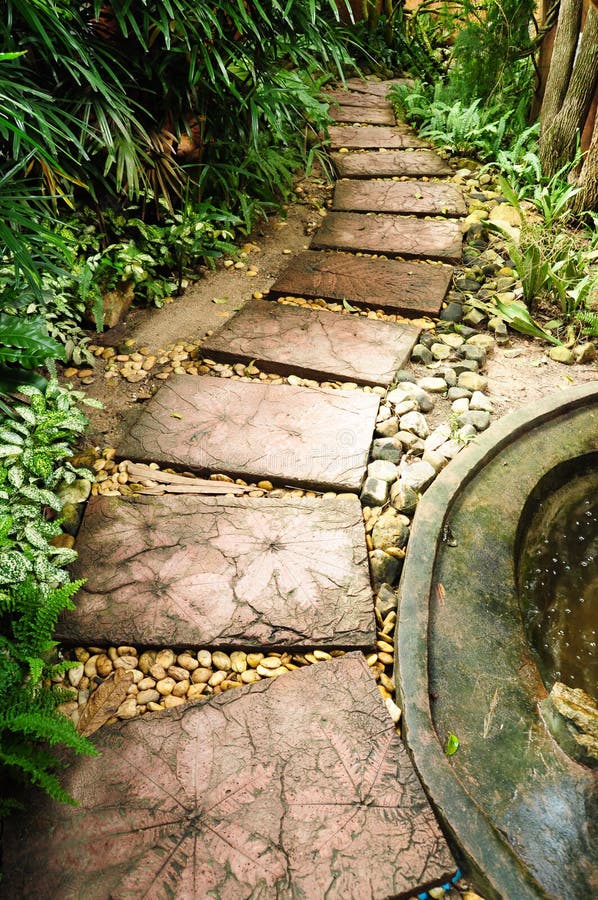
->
[445, 732, 460, 756]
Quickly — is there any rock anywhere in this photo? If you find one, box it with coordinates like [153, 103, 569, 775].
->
[385, 697, 402, 724]
[388, 383, 434, 413]
[574, 342, 596, 364]
[212, 651, 232, 671]
[393, 370, 415, 383]
[470, 391, 493, 412]
[191, 668, 212, 684]
[548, 346, 575, 365]
[156, 677, 176, 696]
[466, 333, 495, 350]
[375, 416, 399, 438]
[375, 583, 398, 617]
[96, 654, 113, 678]
[447, 386, 471, 401]
[458, 372, 488, 392]
[430, 343, 452, 360]
[177, 653, 199, 672]
[453, 359, 479, 375]
[542, 682, 598, 764]
[371, 437, 403, 464]
[458, 410, 491, 431]
[360, 476, 389, 506]
[163, 695, 185, 708]
[424, 423, 451, 452]
[462, 344, 487, 365]
[410, 344, 434, 365]
[58, 479, 92, 507]
[451, 398, 470, 415]
[155, 649, 176, 669]
[399, 411, 429, 439]
[197, 649, 212, 668]
[367, 460, 398, 483]
[393, 399, 418, 416]
[438, 366, 457, 387]
[149, 663, 167, 681]
[422, 450, 448, 473]
[230, 651, 247, 674]
[247, 653, 263, 669]
[371, 509, 410, 551]
[436, 438, 463, 459]
[440, 301, 463, 322]
[116, 697, 138, 719]
[398, 460, 436, 493]
[138, 651, 155, 674]
[463, 308, 486, 326]
[396, 430, 424, 452]
[68, 663, 84, 688]
[167, 665, 190, 682]
[136, 689, 160, 705]
[418, 376, 447, 394]
[369, 550, 400, 588]
[187, 683, 208, 701]
[390, 482, 419, 515]
[113, 655, 137, 671]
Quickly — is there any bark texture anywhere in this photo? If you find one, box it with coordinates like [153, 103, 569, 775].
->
[539, 5, 598, 176]
[571, 113, 598, 211]
[538, 0, 583, 130]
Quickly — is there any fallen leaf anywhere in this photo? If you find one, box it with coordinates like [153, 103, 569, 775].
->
[77, 669, 133, 737]
[170, 412, 183, 419]
[445, 732, 460, 756]
[212, 297, 228, 304]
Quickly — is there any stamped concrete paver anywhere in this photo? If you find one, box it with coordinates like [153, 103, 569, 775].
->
[329, 124, 429, 150]
[312, 211, 463, 263]
[3, 655, 455, 899]
[270, 250, 452, 316]
[329, 104, 396, 125]
[201, 298, 420, 387]
[324, 89, 392, 109]
[60, 493, 375, 648]
[333, 178, 466, 217]
[332, 149, 452, 178]
[344, 77, 412, 96]
[119, 375, 380, 492]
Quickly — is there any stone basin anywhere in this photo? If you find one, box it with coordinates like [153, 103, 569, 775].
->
[396, 383, 598, 899]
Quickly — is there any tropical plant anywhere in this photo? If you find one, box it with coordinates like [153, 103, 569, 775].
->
[0, 380, 100, 812]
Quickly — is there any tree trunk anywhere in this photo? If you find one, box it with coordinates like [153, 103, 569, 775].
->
[571, 113, 598, 211]
[539, 4, 598, 177]
[538, 0, 582, 129]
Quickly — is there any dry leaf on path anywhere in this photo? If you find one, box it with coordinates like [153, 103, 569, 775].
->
[77, 668, 134, 737]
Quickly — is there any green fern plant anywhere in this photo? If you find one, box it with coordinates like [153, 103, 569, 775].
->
[0, 379, 99, 812]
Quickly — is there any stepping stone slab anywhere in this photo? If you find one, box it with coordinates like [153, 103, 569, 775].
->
[344, 76, 413, 96]
[333, 179, 467, 217]
[332, 149, 452, 178]
[329, 124, 428, 150]
[201, 298, 420, 387]
[3, 654, 455, 899]
[270, 250, 452, 317]
[329, 104, 396, 125]
[323, 88, 392, 109]
[312, 212, 463, 264]
[60, 493, 375, 648]
[118, 375, 380, 492]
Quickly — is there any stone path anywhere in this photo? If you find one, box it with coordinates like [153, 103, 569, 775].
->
[331, 149, 452, 178]
[6, 79, 470, 898]
[201, 297, 421, 386]
[333, 179, 467, 217]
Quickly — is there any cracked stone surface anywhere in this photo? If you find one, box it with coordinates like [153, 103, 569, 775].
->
[270, 251, 452, 316]
[328, 125, 429, 150]
[323, 89, 393, 109]
[343, 77, 413, 96]
[60, 493, 376, 648]
[201, 298, 420, 387]
[331, 149, 452, 179]
[333, 179, 466, 217]
[3, 654, 455, 899]
[312, 212, 463, 263]
[118, 375, 380, 491]
[329, 104, 396, 125]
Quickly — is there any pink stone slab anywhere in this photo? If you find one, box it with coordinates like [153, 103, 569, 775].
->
[323, 89, 392, 109]
[118, 375, 380, 492]
[328, 125, 428, 150]
[269, 250, 452, 316]
[331, 150, 452, 178]
[201, 298, 420, 387]
[329, 104, 396, 125]
[312, 212, 463, 263]
[343, 77, 413, 96]
[60, 493, 375, 649]
[3, 655, 455, 899]
[333, 179, 467, 217]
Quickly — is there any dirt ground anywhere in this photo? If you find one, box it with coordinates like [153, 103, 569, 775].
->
[68, 173, 597, 449]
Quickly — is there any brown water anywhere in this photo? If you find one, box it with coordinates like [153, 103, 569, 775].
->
[518, 466, 597, 697]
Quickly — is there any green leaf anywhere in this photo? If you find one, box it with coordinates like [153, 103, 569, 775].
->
[445, 732, 460, 756]
[0, 444, 23, 458]
[494, 298, 561, 346]
[18, 485, 63, 512]
[212, 297, 228, 304]
[0, 551, 32, 584]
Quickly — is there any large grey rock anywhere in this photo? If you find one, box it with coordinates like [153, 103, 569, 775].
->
[387, 383, 434, 413]
[369, 549, 400, 588]
[399, 411, 430, 439]
[398, 460, 436, 493]
[372, 437, 404, 464]
[457, 372, 488, 392]
[390, 482, 419, 515]
[360, 476, 389, 506]
[458, 410, 491, 431]
[372, 508, 410, 551]
[367, 460, 399, 483]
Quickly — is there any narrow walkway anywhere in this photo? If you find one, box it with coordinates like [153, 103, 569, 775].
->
[4, 81, 470, 898]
